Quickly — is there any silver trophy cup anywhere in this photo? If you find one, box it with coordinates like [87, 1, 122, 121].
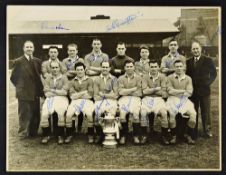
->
[100, 111, 120, 148]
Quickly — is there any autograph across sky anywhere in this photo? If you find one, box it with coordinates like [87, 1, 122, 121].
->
[41, 22, 70, 30]
[106, 12, 143, 31]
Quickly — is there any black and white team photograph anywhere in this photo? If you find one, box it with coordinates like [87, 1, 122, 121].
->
[6, 6, 221, 171]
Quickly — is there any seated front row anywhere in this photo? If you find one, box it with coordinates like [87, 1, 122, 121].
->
[40, 60, 196, 145]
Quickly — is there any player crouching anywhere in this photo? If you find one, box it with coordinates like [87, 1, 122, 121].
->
[166, 60, 196, 145]
[140, 60, 169, 145]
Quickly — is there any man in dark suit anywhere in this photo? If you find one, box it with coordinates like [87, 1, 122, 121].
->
[10, 40, 44, 138]
[186, 41, 217, 139]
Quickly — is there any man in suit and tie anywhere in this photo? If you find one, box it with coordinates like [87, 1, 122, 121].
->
[186, 41, 217, 139]
[10, 40, 44, 138]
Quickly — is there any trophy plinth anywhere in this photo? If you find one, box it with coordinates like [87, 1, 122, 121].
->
[101, 112, 120, 148]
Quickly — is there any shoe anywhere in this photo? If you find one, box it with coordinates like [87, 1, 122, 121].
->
[119, 136, 126, 145]
[88, 136, 94, 144]
[169, 135, 177, 144]
[94, 136, 101, 144]
[41, 136, 50, 144]
[140, 136, 147, 144]
[58, 136, 64, 145]
[133, 136, 140, 144]
[186, 135, 196, 145]
[206, 130, 213, 138]
[65, 136, 73, 144]
[162, 136, 170, 145]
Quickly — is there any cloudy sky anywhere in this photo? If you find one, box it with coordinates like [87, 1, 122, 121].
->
[8, 6, 182, 23]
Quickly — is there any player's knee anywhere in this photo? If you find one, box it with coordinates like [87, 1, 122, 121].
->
[188, 115, 196, 128]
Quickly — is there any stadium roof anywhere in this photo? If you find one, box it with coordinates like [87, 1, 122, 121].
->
[8, 19, 179, 34]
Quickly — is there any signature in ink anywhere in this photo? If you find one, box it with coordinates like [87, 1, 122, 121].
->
[165, 60, 173, 68]
[147, 97, 154, 108]
[121, 96, 132, 112]
[106, 12, 143, 32]
[66, 61, 75, 70]
[47, 97, 54, 112]
[95, 96, 110, 120]
[41, 22, 70, 30]
[74, 98, 86, 114]
[175, 95, 188, 110]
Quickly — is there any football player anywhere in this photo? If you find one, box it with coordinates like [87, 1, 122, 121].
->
[40, 61, 69, 144]
[93, 61, 119, 143]
[141, 60, 169, 144]
[65, 62, 95, 143]
[118, 60, 142, 144]
[166, 60, 196, 144]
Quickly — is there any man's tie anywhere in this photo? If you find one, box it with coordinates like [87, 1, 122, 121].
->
[194, 57, 198, 67]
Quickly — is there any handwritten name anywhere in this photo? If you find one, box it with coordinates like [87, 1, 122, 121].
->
[41, 22, 70, 30]
[74, 98, 86, 114]
[47, 97, 54, 112]
[165, 60, 174, 68]
[106, 12, 143, 32]
[95, 96, 110, 121]
[175, 95, 188, 112]
[147, 97, 155, 108]
[66, 61, 75, 70]
[121, 96, 132, 112]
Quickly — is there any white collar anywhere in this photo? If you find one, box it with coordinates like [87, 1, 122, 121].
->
[67, 55, 79, 61]
[74, 75, 88, 81]
[48, 58, 60, 62]
[168, 52, 179, 58]
[100, 73, 112, 80]
[51, 74, 62, 80]
[174, 73, 186, 81]
[140, 58, 149, 64]
[194, 55, 201, 61]
[125, 73, 136, 79]
[149, 72, 159, 81]
[91, 50, 102, 56]
[24, 54, 32, 61]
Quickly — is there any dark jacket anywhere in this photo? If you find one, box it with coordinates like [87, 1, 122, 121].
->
[10, 55, 44, 101]
[110, 55, 134, 78]
[186, 55, 217, 96]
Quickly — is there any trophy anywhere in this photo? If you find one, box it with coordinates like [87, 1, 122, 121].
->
[99, 108, 121, 148]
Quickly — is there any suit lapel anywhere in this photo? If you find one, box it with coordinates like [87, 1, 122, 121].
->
[32, 58, 40, 75]
[21, 56, 34, 78]
[195, 55, 205, 70]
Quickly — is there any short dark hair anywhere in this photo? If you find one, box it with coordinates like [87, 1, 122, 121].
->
[117, 42, 126, 47]
[169, 38, 178, 45]
[140, 44, 149, 51]
[74, 62, 86, 70]
[92, 38, 101, 43]
[67, 43, 78, 49]
[48, 46, 59, 51]
[174, 59, 183, 66]
[149, 59, 159, 65]
[124, 60, 134, 67]
[101, 61, 111, 67]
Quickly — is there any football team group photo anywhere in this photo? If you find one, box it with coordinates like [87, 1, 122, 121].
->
[7, 6, 221, 171]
